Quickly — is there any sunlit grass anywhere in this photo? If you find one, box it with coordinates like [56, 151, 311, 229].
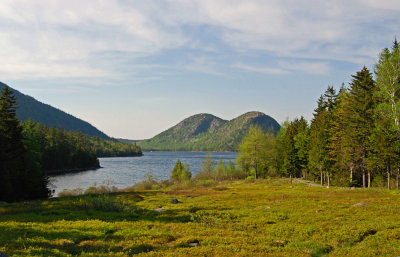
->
[1, 179, 400, 256]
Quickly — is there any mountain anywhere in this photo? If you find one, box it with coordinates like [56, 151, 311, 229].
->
[138, 111, 280, 151]
[0, 82, 109, 139]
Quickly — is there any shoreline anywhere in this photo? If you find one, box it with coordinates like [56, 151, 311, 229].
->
[46, 165, 101, 176]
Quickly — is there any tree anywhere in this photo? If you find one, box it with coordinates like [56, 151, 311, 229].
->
[215, 159, 226, 181]
[294, 117, 310, 179]
[375, 40, 400, 140]
[308, 87, 337, 187]
[281, 119, 302, 184]
[345, 67, 376, 187]
[236, 125, 270, 179]
[0, 86, 48, 201]
[170, 160, 191, 182]
[373, 40, 400, 189]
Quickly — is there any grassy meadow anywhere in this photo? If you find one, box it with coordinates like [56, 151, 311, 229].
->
[1, 179, 400, 256]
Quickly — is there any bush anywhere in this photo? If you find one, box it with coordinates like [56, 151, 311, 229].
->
[132, 173, 160, 190]
[76, 194, 137, 213]
[170, 160, 191, 183]
[246, 175, 255, 181]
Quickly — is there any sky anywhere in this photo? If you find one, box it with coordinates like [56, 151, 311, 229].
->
[0, 0, 399, 139]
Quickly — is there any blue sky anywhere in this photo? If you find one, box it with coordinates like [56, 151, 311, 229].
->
[0, 0, 399, 139]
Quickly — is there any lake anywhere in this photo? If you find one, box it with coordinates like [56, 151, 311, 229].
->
[49, 151, 238, 196]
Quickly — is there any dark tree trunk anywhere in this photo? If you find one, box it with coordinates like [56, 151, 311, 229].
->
[290, 174, 292, 184]
[397, 167, 399, 190]
[254, 162, 257, 180]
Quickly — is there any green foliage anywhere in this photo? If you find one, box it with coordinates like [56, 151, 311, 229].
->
[196, 153, 215, 179]
[0, 87, 49, 202]
[170, 160, 192, 183]
[20, 120, 142, 174]
[21, 121, 100, 173]
[1, 179, 400, 256]
[139, 112, 280, 151]
[237, 125, 274, 179]
[132, 173, 160, 190]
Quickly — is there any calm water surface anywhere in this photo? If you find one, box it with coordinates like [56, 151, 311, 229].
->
[49, 151, 237, 196]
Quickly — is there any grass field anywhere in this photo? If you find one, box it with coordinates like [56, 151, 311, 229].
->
[1, 179, 400, 256]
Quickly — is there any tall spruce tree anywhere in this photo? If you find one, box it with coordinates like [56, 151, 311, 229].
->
[294, 117, 310, 179]
[0, 86, 48, 202]
[309, 87, 337, 187]
[345, 67, 376, 187]
[282, 119, 302, 184]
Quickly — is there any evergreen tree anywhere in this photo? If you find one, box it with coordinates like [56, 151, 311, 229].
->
[0, 86, 48, 202]
[308, 87, 337, 187]
[282, 119, 302, 184]
[345, 67, 376, 187]
[294, 117, 310, 179]
[170, 160, 191, 182]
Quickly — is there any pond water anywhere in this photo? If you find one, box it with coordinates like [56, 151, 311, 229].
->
[49, 151, 238, 196]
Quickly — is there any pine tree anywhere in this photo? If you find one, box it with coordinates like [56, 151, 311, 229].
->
[294, 117, 310, 179]
[0, 86, 48, 201]
[308, 87, 337, 187]
[282, 119, 302, 184]
[345, 67, 376, 187]
[170, 160, 191, 182]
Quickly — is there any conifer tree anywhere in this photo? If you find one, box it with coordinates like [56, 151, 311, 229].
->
[294, 117, 310, 179]
[0, 86, 48, 201]
[170, 160, 191, 182]
[308, 87, 337, 187]
[345, 67, 376, 187]
[282, 119, 301, 184]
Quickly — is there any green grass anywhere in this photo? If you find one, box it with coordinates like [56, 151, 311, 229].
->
[1, 179, 400, 256]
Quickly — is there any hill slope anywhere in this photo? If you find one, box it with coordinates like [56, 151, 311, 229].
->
[0, 82, 109, 139]
[139, 111, 280, 151]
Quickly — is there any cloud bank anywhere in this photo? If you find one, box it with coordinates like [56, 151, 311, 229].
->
[0, 0, 398, 80]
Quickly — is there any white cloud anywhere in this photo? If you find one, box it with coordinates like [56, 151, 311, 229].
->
[0, 0, 397, 80]
[279, 61, 331, 75]
[233, 64, 289, 75]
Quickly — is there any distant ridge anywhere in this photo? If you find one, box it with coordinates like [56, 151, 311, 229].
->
[0, 82, 109, 139]
[138, 111, 280, 151]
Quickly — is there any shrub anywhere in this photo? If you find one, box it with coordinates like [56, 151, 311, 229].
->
[170, 160, 191, 183]
[132, 173, 160, 190]
[76, 194, 137, 213]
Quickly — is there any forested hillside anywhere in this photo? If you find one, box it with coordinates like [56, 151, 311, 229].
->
[0, 82, 109, 139]
[139, 112, 280, 151]
[22, 121, 143, 175]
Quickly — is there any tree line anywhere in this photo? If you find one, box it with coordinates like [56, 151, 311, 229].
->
[0, 86, 143, 202]
[237, 40, 400, 189]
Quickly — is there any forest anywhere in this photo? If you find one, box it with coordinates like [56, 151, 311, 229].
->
[236, 40, 400, 189]
[0, 87, 143, 202]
